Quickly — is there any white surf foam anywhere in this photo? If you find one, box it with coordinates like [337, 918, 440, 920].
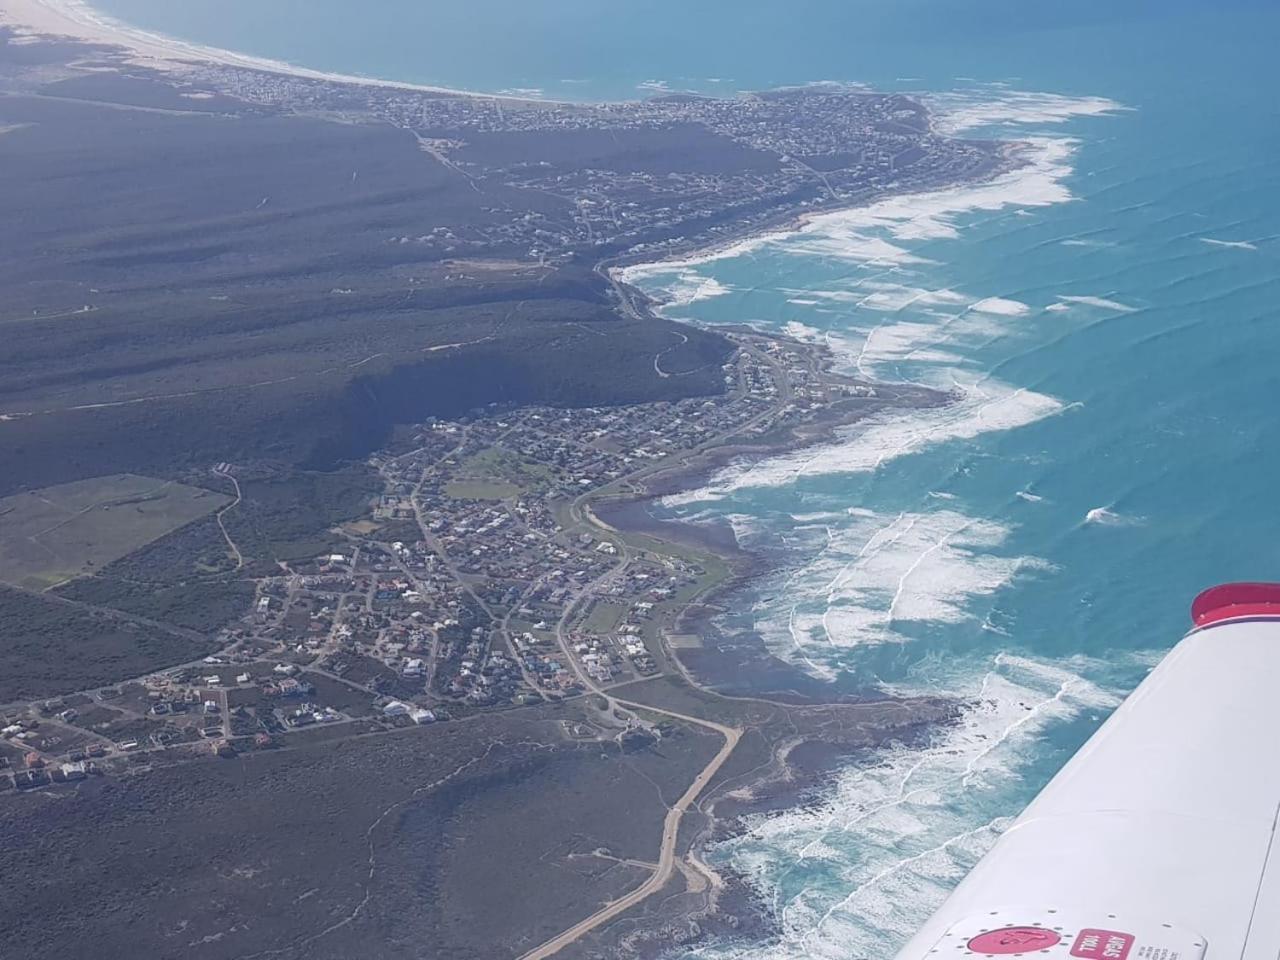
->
[1055, 294, 1138, 312]
[619, 106, 1099, 291]
[781, 320, 823, 341]
[844, 291, 1038, 381]
[1084, 506, 1142, 527]
[970, 296, 1031, 317]
[928, 89, 1126, 136]
[496, 87, 545, 98]
[1060, 237, 1115, 248]
[809, 282, 969, 312]
[788, 511, 849, 524]
[853, 319, 963, 374]
[793, 135, 1081, 254]
[659, 270, 733, 307]
[663, 377, 1062, 506]
[721, 512, 763, 541]
[1200, 237, 1258, 251]
[754, 509, 1052, 656]
[701, 651, 1124, 960]
[782, 232, 933, 266]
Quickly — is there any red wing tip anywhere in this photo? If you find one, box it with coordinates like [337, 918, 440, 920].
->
[1192, 582, 1280, 627]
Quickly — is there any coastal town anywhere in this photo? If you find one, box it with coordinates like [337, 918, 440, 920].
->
[168, 64, 1008, 265]
[0, 8, 1122, 960]
[3, 3, 1240, 960]
[0, 19, 982, 955]
[0, 330, 916, 792]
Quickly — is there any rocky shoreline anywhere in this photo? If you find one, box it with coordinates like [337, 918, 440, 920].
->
[693, 717, 949, 952]
[594, 337, 948, 701]
[594, 691, 958, 960]
[580, 338, 964, 958]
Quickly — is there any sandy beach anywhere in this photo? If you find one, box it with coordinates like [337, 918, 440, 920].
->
[0, 0, 549, 101]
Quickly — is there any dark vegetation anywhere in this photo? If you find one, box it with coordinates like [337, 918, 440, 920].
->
[59, 514, 240, 583]
[0, 27, 988, 960]
[223, 466, 380, 562]
[0, 586, 215, 702]
[0, 34, 733, 499]
[0, 705, 721, 960]
[54, 576, 255, 635]
[51, 466, 376, 631]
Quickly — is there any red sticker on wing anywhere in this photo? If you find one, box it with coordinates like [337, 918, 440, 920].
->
[968, 927, 1063, 954]
[1070, 929, 1135, 960]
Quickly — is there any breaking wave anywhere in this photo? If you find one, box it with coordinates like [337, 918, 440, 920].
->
[754, 509, 1054, 656]
[927, 88, 1126, 135]
[663, 379, 1062, 506]
[1200, 237, 1258, 251]
[970, 296, 1031, 317]
[1053, 294, 1138, 313]
[1083, 506, 1142, 527]
[659, 270, 734, 307]
[625, 86, 1134, 960]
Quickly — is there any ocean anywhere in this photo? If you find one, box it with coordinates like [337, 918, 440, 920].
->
[87, 0, 1280, 955]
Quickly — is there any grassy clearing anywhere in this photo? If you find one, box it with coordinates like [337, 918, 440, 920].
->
[444, 479, 522, 501]
[0, 474, 228, 590]
[452, 445, 555, 495]
[580, 600, 626, 635]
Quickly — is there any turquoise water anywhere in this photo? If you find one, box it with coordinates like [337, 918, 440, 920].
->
[88, 0, 1280, 955]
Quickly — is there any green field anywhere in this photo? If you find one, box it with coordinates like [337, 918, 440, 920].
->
[447, 446, 556, 499]
[0, 474, 229, 590]
[444, 479, 523, 501]
[581, 600, 626, 635]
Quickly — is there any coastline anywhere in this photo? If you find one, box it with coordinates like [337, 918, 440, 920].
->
[0, 0, 1032, 335]
[0, 0, 1031, 704]
[0, 0, 556, 103]
[593, 672, 961, 959]
[606, 138, 1021, 308]
[590, 113, 1105, 711]
[0, 17, 1090, 955]
[551, 324, 972, 954]
[590, 340, 950, 702]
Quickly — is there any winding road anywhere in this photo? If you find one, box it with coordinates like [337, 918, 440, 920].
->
[519, 481, 750, 959]
[211, 464, 244, 571]
[518, 699, 740, 960]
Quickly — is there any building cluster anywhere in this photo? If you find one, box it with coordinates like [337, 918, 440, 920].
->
[190, 66, 1004, 263]
[1, 331, 876, 791]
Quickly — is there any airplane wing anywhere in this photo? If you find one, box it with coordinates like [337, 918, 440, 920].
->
[894, 582, 1280, 960]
